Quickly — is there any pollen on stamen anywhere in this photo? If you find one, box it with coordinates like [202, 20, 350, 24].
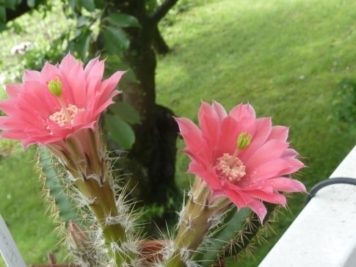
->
[216, 153, 246, 183]
[49, 104, 84, 127]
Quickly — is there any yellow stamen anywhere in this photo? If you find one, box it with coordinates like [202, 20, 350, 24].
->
[48, 77, 63, 97]
[237, 132, 252, 150]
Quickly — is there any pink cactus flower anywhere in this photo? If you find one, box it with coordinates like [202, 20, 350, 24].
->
[0, 54, 124, 147]
[176, 101, 306, 222]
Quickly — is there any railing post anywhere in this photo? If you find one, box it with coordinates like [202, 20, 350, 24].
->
[0, 215, 26, 267]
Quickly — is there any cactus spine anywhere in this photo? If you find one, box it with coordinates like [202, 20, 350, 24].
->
[164, 178, 231, 267]
[44, 127, 138, 266]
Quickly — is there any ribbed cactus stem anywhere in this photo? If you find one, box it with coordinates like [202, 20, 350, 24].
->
[68, 220, 102, 266]
[75, 178, 128, 265]
[47, 127, 133, 266]
[165, 179, 231, 267]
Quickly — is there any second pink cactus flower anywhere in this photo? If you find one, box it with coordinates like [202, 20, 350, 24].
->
[176, 101, 306, 222]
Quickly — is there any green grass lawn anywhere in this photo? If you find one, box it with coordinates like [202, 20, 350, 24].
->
[1, 0, 356, 266]
[0, 144, 65, 266]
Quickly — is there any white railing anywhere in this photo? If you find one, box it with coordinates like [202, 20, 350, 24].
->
[260, 145, 356, 267]
[0, 216, 26, 267]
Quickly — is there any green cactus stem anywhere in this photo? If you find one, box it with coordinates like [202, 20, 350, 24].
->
[46, 127, 134, 266]
[219, 204, 276, 260]
[37, 147, 79, 223]
[193, 207, 250, 266]
[165, 178, 231, 267]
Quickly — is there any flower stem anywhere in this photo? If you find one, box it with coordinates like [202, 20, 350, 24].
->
[165, 179, 230, 267]
[49, 128, 133, 266]
[76, 177, 129, 266]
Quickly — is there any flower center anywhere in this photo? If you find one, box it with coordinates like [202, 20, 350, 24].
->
[49, 104, 83, 126]
[216, 153, 246, 183]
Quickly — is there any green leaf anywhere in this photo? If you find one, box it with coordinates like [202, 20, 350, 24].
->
[79, 0, 95, 11]
[94, 0, 104, 8]
[4, 0, 18, 9]
[71, 28, 91, 60]
[106, 115, 136, 150]
[101, 26, 130, 54]
[68, 0, 76, 9]
[0, 7, 5, 23]
[110, 101, 141, 125]
[77, 16, 91, 27]
[106, 13, 140, 28]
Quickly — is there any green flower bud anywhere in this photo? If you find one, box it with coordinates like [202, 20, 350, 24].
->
[48, 78, 62, 96]
[237, 132, 252, 150]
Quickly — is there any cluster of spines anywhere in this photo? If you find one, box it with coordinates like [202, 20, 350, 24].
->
[38, 147, 145, 266]
[38, 145, 281, 267]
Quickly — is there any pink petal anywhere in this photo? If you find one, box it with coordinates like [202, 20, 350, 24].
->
[23, 81, 58, 113]
[225, 182, 268, 222]
[59, 53, 83, 73]
[175, 117, 211, 163]
[84, 57, 103, 77]
[239, 118, 272, 161]
[6, 84, 22, 98]
[23, 70, 42, 82]
[95, 71, 124, 111]
[2, 131, 28, 140]
[59, 54, 86, 107]
[41, 63, 59, 82]
[93, 95, 115, 118]
[248, 200, 267, 223]
[282, 158, 304, 175]
[229, 104, 256, 121]
[0, 99, 17, 114]
[243, 189, 287, 206]
[0, 117, 8, 128]
[224, 188, 253, 207]
[212, 101, 227, 119]
[198, 102, 220, 148]
[248, 158, 292, 181]
[188, 161, 221, 190]
[269, 126, 289, 142]
[262, 177, 306, 192]
[85, 58, 105, 100]
[216, 116, 240, 156]
[245, 140, 289, 170]
[282, 148, 299, 158]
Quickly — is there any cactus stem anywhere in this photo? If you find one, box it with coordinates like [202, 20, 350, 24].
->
[165, 179, 231, 267]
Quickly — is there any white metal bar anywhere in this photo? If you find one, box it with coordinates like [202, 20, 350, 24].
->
[0, 216, 26, 267]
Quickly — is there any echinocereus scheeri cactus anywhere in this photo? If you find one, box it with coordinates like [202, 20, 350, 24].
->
[164, 101, 306, 266]
[0, 54, 137, 266]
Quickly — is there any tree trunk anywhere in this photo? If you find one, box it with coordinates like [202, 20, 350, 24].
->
[153, 27, 170, 55]
[114, 1, 180, 223]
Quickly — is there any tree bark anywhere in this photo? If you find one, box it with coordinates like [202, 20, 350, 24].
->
[111, 0, 180, 222]
[153, 26, 170, 55]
